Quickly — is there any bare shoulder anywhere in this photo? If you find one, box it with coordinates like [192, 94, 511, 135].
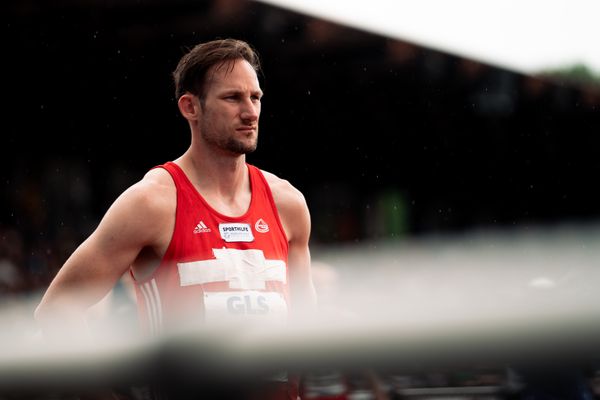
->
[100, 167, 176, 236]
[115, 167, 173, 210]
[137, 167, 176, 198]
[260, 169, 310, 242]
[260, 169, 307, 211]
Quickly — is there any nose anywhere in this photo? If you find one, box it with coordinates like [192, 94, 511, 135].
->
[240, 98, 259, 122]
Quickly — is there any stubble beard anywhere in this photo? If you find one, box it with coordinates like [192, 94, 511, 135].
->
[223, 135, 258, 155]
[200, 123, 258, 155]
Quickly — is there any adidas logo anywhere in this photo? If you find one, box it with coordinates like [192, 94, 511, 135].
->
[193, 220, 211, 234]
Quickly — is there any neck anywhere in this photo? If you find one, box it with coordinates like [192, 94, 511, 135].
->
[177, 141, 249, 202]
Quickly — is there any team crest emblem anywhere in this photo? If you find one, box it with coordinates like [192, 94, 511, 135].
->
[255, 218, 269, 233]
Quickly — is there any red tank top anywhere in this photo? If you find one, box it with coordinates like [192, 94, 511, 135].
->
[132, 161, 290, 335]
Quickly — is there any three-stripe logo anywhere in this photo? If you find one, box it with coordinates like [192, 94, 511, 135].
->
[193, 220, 211, 234]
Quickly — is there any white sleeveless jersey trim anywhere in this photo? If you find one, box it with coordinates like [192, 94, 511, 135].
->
[140, 279, 163, 336]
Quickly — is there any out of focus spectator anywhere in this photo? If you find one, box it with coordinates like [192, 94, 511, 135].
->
[0, 227, 26, 297]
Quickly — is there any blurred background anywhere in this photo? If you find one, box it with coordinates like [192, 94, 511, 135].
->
[4, 0, 600, 294]
[3, 0, 600, 398]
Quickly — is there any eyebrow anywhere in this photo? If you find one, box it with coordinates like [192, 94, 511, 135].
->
[219, 88, 264, 97]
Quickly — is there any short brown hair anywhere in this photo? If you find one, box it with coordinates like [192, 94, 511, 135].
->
[172, 38, 261, 100]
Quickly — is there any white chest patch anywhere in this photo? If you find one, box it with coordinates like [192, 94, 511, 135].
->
[203, 291, 288, 324]
[219, 223, 254, 243]
[177, 248, 287, 290]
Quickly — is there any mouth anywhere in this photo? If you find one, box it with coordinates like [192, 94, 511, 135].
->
[236, 126, 257, 134]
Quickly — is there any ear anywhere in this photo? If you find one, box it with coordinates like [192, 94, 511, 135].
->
[177, 93, 201, 121]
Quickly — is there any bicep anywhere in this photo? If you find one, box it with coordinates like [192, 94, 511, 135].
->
[43, 227, 141, 309]
[37, 188, 156, 314]
[286, 195, 317, 311]
[266, 173, 317, 310]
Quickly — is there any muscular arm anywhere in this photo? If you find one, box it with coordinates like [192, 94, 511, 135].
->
[263, 171, 317, 316]
[35, 170, 173, 338]
[285, 192, 317, 315]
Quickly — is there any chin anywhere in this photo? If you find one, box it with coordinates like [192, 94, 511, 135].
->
[241, 144, 258, 154]
[226, 140, 257, 155]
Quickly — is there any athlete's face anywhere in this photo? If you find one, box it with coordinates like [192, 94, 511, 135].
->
[199, 59, 262, 155]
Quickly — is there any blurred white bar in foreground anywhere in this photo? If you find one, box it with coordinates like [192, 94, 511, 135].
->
[1, 224, 600, 390]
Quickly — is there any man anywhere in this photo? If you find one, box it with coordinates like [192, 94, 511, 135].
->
[35, 38, 316, 398]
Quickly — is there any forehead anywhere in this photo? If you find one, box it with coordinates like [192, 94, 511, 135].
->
[207, 59, 261, 92]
